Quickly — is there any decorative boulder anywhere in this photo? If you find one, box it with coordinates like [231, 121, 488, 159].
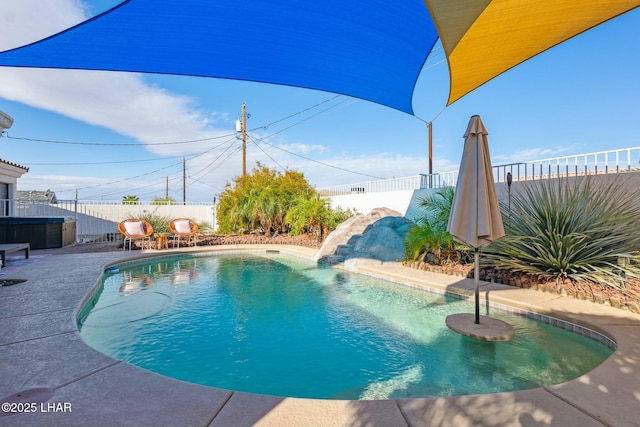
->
[314, 207, 412, 270]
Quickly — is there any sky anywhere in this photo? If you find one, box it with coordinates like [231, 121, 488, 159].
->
[0, 1, 638, 203]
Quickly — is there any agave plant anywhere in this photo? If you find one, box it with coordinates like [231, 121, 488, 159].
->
[485, 176, 640, 292]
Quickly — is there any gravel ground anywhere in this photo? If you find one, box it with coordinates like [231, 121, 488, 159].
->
[49, 233, 322, 255]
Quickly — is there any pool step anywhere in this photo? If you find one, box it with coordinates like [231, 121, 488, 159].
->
[335, 244, 353, 256]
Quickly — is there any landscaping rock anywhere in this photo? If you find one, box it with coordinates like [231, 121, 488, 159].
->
[314, 207, 412, 270]
[626, 301, 640, 313]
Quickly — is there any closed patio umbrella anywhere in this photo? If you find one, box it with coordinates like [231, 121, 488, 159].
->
[447, 115, 504, 325]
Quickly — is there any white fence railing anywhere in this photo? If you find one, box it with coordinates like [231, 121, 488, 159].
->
[494, 147, 640, 183]
[1, 199, 216, 243]
[4, 147, 639, 243]
[319, 146, 640, 195]
[318, 172, 459, 197]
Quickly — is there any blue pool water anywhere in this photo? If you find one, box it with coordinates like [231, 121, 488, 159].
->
[78, 253, 613, 400]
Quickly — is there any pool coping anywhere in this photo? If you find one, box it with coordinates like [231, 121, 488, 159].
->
[1, 244, 639, 427]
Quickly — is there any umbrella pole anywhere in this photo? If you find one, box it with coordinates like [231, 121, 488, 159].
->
[474, 247, 480, 324]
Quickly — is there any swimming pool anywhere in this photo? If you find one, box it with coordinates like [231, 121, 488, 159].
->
[78, 252, 613, 400]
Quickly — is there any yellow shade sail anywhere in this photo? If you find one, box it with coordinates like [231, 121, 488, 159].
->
[425, 0, 640, 105]
[0, 1, 638, 112]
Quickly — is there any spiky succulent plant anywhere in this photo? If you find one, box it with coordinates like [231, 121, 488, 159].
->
[484, 176, 640, 292]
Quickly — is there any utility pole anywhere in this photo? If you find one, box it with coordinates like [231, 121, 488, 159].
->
[183, 157, 186, 205]
[165, 176, 169, 200]
[241, 103, 247, 176]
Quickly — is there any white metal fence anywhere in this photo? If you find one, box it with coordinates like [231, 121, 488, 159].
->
[1, 199, 216, 243]
[319, 146, 640, 195]
[4, 147, 638, 243]
[317, 172, 459, 197]
[494, 146, 640, 183]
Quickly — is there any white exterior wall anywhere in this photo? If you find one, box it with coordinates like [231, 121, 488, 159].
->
[328, 189, 440, 223]
[0, 161, 28, 215]
[10, 200, 216, 242]
[327, 172, 640, 226]
[77, 203, 215, 227]
[328, 190, 414, 218]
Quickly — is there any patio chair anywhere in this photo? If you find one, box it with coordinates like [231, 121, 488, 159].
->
[118, 218, 154, 251]
[169, 218, 199, 248]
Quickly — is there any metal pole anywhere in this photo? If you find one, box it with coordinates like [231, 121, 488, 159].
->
[475, 134, 480, 325]
[428, 122, 433, 188]
[475, 247, 480, 324]
[242, 103, 247, 176]
[183, 157, 186, 205]
[507, 172, 512, 228]
[74, 189, 79, 243]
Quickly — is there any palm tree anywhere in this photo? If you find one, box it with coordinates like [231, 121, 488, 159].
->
[122, 195, 139, 205]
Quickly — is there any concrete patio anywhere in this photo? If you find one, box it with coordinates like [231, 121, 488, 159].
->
[1, 244, 639, 426]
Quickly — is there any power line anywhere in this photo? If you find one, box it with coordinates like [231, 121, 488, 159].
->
[252, 94, 342, 131]
[75, 159, 183, 191]
[24, 156, 183, 166]
[250, 138, 288, 172]
[250, 136, 385, 180]
[256, 98, 357, 139]
[3, 132, 237, 146]
[187, 137, 239, 181]
[2, 95, 349, 148]
[188, 176, 225, 192]
[12, 94, 380, 198]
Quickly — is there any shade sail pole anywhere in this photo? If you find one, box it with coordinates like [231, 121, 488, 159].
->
[428, 122, 433, 174]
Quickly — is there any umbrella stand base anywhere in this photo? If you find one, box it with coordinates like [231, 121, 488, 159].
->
[445, 313, 515, 342]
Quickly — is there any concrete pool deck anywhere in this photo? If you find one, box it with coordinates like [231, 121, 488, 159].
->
[0, 244, 639, 427]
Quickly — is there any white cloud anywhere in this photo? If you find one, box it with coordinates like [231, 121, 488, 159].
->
[17, 172, 110, 197]
[276, 142, 327, 155]
[0, 0, 88, 51]
[14, 132, 449, 200]
[0, 67, 232, 155]
[242, 147, 452, 189]
[492, 146, 576, 164]
[0, 1, 232, 157]
[0, 1, 448, 202]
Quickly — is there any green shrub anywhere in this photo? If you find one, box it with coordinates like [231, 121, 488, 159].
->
[151, 196, 176, 205]
[484, 177, 640, 291]
[216, 163, 352, 237]
[137, 213, 171, 233]
[285, 196, 328, 236]
[197, 221, 213, 232]
[405, 187, 471, 264]
[285, 199, 357, 237]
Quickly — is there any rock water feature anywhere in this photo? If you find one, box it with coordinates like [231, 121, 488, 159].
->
[314, 207, 412, 271]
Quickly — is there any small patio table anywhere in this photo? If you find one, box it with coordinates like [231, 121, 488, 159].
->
[154, 233, 170, 250]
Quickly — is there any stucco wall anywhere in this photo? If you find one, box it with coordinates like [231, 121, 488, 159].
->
[328, 190, 416, 219]
[327, 171, 640, 224]
[495, 172, 640, 209]
[328, 188, 443, 223]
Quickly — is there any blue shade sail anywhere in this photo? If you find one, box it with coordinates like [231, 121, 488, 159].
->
[0, 0, 438, 114]
[2, 1, 636, 113]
